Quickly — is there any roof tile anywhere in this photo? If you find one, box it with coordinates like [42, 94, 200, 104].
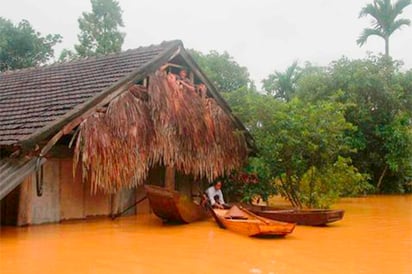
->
[0, 41, 178, 146]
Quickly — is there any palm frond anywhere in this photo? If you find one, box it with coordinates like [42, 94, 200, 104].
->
[391, 18, 411, 33]
[74, 70, 248, 193]
[359, 3, 380, 20]
[357, 28, 385, 46]
[394, 0, 412, 14]
[358, 0, 412, 41]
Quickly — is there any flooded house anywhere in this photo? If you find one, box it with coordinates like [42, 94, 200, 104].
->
[0, 40, 255, 226]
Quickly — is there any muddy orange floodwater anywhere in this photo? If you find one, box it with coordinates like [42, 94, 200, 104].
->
[1, 195, 411, 274]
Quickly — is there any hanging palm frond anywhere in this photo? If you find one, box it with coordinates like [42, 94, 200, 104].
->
[74, 70, 248, 193]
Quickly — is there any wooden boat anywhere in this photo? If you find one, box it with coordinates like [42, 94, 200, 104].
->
[209, 205, 295, 237]
[245, 204, 344, 226]
[144, 184, 208, 224]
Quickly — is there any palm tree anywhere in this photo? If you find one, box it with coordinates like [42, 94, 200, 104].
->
[262, 61, 301, 102]
[357, 0, 412, 57]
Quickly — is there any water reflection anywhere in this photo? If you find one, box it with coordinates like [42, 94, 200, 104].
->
[0, 195, 411, 274]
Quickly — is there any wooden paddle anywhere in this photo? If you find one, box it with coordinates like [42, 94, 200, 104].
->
[111, 196, 147, 220]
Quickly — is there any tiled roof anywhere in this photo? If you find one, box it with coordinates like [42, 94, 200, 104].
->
[0, 40, 181, 146]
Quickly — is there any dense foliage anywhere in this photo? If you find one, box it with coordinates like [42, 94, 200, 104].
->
[188, 49, 253, 92]
[224, 90, 372, 208]
[193, 49, 411, 207]
[262, 56, 412, 195]
[222, 158, 276, 204]
[0, 18, 61, 72]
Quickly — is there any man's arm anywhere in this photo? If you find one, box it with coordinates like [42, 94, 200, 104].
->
[179, 80, 195, 92]
[218, 190, 225, 205]
[206, 187, 216, 206]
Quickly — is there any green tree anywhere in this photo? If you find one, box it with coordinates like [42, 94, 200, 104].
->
[0, 18, 61, 71]
[376, 114, 412, 191]
[223, 88, 279, 203]
[189, 49, 253, 92]
[397, 68, 412, 115]
[75, 0, 125, 57]
[257, 99, 370, 208]
[262, 61, 301, 101]
[295, 56, 412, 193]
[58, 48, 78, 62]
[224, 88, 371, 208]
[357, 0, 412, 57]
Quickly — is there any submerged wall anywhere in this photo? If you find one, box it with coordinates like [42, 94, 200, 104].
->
[1, 157, 140, 226]
[1, 158, 206, 226]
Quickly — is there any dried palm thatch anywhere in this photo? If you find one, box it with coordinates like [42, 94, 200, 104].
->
[73, 92, 153, 193]
[74, 70, 248, 193]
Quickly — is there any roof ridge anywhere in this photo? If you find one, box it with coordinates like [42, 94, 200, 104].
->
[0, 40, 183, 76]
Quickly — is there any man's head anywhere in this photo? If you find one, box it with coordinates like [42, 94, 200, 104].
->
[214, 181, 222, 190]
[179, 68, 187, 78]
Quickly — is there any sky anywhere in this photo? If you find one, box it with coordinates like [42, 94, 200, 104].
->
[3, 0, 412, 87]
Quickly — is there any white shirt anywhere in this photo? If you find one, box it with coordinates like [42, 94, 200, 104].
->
[206, 185, 225, 206]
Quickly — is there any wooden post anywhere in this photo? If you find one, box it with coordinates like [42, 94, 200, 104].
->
[164, 166, 175, 190]
[111, 193, 121, 218]
[17, 177, 33, 226]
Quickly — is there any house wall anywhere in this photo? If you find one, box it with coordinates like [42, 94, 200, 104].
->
[30, 160, 60, 225]
[60, 159, 84, 220]
[12, 157, 139, 226]
[112, 187, 138, 217]
[3, 158, 203, 226]
[15, 159, 62, 225]
[84, 182, 111, 217]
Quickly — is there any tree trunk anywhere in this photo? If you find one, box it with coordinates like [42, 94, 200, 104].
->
[385, 36, 389, 58]
[309, 167, 315, 208]
[376, 164, 388, 192]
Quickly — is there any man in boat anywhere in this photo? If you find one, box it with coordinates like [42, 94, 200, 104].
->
[205, 181, 230, 209]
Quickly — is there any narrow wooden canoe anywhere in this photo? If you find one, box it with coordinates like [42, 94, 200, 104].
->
[210, 205, 295, 237]
[245, 204, 344, 226]
[144, 184, 208, 224]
